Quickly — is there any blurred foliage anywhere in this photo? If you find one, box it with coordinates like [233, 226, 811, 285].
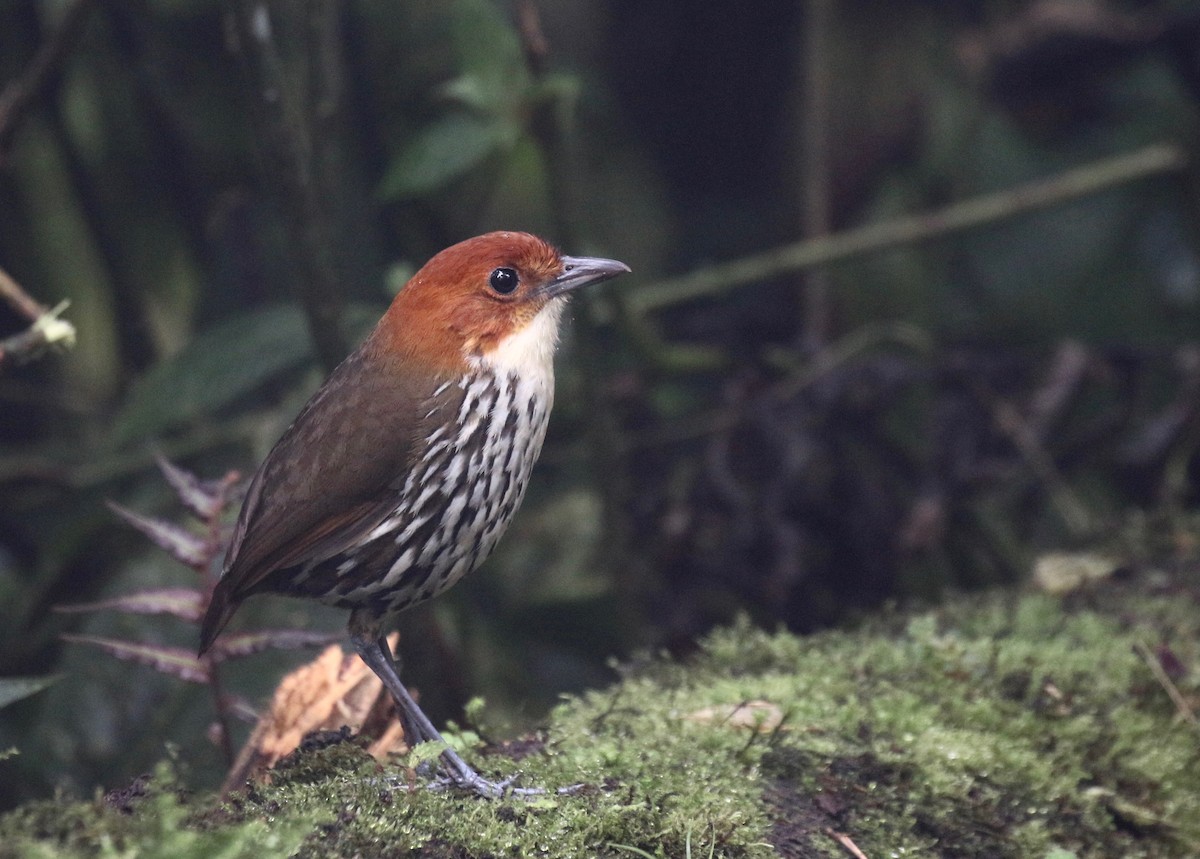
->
[0, 676, 57, 711]
[0, 0, 1198, 811]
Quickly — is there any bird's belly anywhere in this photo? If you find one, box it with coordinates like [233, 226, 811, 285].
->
[300, 370, 551, 616]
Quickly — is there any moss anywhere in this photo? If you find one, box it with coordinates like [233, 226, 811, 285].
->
[0, 761, 313, 859]
[3, 578, 1199, 857]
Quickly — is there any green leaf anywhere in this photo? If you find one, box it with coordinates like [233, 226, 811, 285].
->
[378, 112, 508, 200]
[113, 304, 314, 445]
[407, 740, 449, 768]
[113, 303, 381, 446]
[463, 696, 487, 726]
[441, 728, 481, 755]
[0, 675, 60, 710]
[377, 0, 533, 202]
[528, 72, 581, 112]
[447, 0, 529, 112]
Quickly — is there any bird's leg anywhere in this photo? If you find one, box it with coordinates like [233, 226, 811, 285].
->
[367, 633, 448, 750]
[347, 614, 545, 798]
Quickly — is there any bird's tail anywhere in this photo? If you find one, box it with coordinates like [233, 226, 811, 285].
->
[198, 577, 237, 656]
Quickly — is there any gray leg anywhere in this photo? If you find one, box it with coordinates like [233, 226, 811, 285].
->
[347, 611, 547, 798]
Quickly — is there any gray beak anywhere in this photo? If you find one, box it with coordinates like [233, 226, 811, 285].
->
[539, 255, 631, 300]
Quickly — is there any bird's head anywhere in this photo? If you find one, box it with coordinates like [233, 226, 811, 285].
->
[373, 231, 630, 375]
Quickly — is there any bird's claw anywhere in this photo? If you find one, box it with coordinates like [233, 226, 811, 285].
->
[426, 757, 586, 799]
[441, 768, 537, 799]
[378, 745, 580, 798]
[382, 769, 581, 799]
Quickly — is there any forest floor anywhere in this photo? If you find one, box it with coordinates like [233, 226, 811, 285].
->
[2, 558, 1198, 858]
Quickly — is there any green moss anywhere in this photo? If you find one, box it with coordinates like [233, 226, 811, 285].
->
[0, 761, 313, 859]
[3, 582, 1198, 857]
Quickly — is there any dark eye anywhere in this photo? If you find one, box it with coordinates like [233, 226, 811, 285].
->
[489, 267, 519, 295]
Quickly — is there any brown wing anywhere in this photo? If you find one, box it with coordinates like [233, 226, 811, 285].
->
[200, 347, 462, 650]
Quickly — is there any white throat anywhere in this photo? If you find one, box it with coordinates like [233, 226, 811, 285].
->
[476, 299, 564, 387]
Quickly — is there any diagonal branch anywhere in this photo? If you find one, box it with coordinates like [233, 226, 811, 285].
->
[0, 265, 75, 369]
[626, 143, 1188, 315]
[0, 263, 46, 322]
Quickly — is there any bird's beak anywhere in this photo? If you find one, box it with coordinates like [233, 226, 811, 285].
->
[538, 255, 631, 300]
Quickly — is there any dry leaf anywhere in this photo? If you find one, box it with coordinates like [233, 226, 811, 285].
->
[1032, 552, 1118, 595]
[222, 633, 406, 792]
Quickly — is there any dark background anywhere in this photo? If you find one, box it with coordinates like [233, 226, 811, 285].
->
[1, 0, 1198, 806]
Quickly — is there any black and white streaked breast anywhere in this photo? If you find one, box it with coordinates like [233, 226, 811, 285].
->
[291, 369, 552, 615]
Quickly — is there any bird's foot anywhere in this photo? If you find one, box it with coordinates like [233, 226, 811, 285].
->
[429, 747, 582, 798]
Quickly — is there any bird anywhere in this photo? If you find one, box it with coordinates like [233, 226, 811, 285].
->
[198, 231, 630, 797]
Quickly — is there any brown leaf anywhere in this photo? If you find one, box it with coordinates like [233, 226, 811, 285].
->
[54, 588, 206, 622]
[1032, 551, 1117, 595]
[60, 634, 209, 683]
[107, 501, 209, 569]
[221, 634, 405, 793]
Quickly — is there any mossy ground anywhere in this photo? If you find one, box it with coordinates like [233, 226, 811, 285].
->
[3, 574, 1198, 858]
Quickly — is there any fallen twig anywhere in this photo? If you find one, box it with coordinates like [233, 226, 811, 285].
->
[989, 394, 1094, 537]
[1133, 639, 1198, 729]
[826, 827, 870, 859]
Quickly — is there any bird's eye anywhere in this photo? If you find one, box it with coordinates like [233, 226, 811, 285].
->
[489, 267, 519, 295]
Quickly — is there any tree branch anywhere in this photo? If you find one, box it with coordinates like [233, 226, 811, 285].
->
[625, 142, 1187, 315]
[0, 265, 75, 369]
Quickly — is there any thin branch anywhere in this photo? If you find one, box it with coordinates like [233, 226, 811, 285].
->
[0, 263, 47, 321]
[625, 143, 1187, 315]
[988, 394, 1094, 537]
[0, 265, 76, 369]
[1026, 340, 1090, 439]
[1132, 640, 1198, 729]
[208, 664, 236, 765]
[826, 828, 871, 859]
[0, 0, 99, 162]
[514, 0, 549, 77]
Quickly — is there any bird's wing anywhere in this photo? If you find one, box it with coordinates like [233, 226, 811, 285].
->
[220, 350, 464, 599]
